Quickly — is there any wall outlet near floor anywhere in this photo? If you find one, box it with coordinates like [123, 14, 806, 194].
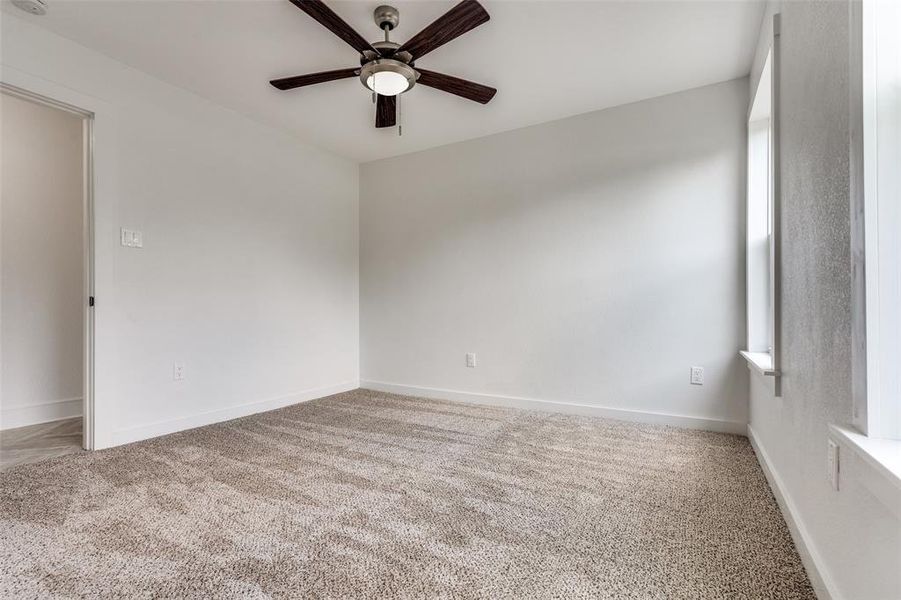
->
[466, 353, 477, 368]
[826, 439, 840, 491]
[690, 366, 704, 385]
[173, 361, 185, 381]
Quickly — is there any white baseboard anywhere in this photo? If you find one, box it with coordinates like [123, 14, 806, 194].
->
[1, 397, 83, 430]
[748, 425, 840, 600]
[361, 380, 747, 435]
[111, 380, 358, 447]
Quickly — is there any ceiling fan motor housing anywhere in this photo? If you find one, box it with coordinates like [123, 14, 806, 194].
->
[373, 5, 399, 31]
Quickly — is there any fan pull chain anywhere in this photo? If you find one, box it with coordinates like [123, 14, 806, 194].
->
[398, 92, 402, 136]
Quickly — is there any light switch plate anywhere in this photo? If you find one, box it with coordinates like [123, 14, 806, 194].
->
[690, 366, 704, 385]
[120, 228, 143, 248]
[173, 361, 185, 381]
[466, 353, 477, 368]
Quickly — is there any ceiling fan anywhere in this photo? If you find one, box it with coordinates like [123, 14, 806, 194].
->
[270, 0, 497, 129]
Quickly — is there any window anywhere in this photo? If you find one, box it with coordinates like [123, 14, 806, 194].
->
[829, 0, 899, 506]
[746, 49, 773, 357]
[742, 37, 781, 392]
[856, 0, 901, 440]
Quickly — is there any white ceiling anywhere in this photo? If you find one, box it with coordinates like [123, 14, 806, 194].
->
[6, 0, 764, 162]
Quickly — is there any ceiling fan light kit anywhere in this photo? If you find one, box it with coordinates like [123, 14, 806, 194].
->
[361, 59, 418, 97]
[270, 0, 496, 130]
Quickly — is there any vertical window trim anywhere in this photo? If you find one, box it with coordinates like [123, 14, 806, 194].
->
[852, 0, 901, 440]
[770, 13, 783, 397]
[742, 16, 782, 393]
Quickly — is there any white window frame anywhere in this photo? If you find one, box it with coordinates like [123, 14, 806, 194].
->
[742, 15, 782, 395]
[827, 0, 901, 521]
[856, 0, 900, 440]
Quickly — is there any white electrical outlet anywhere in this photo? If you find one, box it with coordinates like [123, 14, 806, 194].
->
[826, 439, 840, 491]
[466, 353, 477, 368]
[173, 361, 185, 381]
[690, 366, 704, 385]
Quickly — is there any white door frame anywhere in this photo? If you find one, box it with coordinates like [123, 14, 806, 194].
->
[1, 82, 96, 450]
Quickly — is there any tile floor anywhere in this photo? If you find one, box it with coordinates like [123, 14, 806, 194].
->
[0, 417, 83, 470]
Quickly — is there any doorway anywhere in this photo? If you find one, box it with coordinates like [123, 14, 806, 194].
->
[0, 84, 95, 467]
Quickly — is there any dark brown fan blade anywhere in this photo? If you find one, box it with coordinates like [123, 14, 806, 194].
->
[376, 94, 397, 128]
[270, 68, 358, 91]
[394, 0, 489, 60]
[288, 0, 377, 55]
[416, 69, 496, 104]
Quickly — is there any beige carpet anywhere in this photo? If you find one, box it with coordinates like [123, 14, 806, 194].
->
[1, 389, 814, 599]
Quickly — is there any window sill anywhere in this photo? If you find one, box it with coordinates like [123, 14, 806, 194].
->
[740, 351, 780, 376]
[829, 424, 901, 519]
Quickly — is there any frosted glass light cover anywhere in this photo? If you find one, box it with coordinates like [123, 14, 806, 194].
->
[366, 71, 409, 96]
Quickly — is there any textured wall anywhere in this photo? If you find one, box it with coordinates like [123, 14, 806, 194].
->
[361, 79, 749, 429]
[748, 2, 901, 598]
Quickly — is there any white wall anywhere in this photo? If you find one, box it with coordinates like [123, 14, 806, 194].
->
[1, 14, 359, 448]
[746, 2, 901, 599]
[6, 11, 893, 598]
[1, 93, 84, 429]
[361, 79, 749, 433]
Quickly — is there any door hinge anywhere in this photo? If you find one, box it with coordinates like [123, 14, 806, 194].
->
[89, 296, 95, 307]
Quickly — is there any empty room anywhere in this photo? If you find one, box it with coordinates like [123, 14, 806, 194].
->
[0, 0, 898, 598]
